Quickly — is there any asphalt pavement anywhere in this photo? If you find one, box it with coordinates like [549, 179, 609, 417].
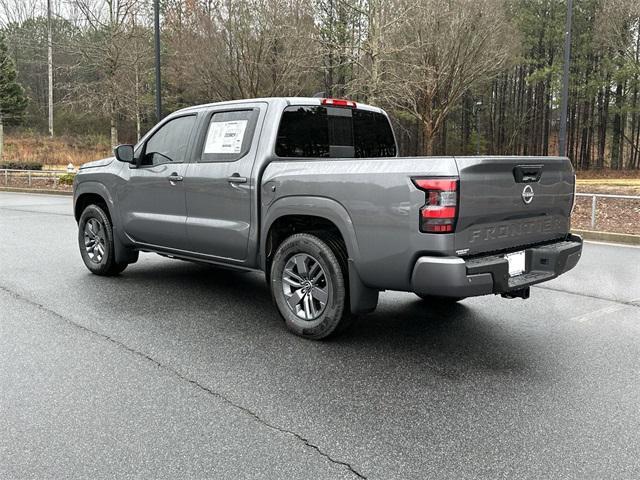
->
[1, 192, 639, 479]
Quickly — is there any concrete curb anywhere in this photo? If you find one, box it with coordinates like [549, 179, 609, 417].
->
[0, 187, 72, 196]
[573, 229, 640, 246]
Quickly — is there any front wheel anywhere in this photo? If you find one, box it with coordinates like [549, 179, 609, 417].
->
[270, 233, 352, 340]
[78, 204, 128, 276]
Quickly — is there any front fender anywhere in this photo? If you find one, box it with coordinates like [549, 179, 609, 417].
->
[73, 180, 137, 264]
[74, 181, 117, 223]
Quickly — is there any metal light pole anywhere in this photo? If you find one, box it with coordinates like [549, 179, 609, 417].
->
[475, 100, 483, 155]
[153, 0, 162, 122]
[558, 0, 573, 157]
[47, 0, 53, 137]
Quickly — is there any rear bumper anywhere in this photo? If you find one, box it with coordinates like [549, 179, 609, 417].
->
[411, 234, 583, 298]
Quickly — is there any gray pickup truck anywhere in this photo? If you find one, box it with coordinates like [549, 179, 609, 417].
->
[73, 97, 582, 339]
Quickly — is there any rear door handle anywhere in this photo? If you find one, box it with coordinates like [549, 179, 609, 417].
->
[168, 173, 183, 182]
[227, 174, 247, 184]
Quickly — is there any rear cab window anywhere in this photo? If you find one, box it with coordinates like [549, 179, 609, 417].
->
[276, 105, 396, 158]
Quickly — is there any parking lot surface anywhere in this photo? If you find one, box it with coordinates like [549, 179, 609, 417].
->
[1, 192, 639, 479]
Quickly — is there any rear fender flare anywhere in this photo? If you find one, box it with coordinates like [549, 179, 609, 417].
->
[261, 196, 359, 267]
[261, 196, 378, 314]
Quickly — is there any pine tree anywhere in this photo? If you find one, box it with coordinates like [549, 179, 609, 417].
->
[0, 32, 28, 159]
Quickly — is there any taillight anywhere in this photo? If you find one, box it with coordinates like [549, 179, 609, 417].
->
[321, 98, 357, 108]
[413, 177, 459, 233]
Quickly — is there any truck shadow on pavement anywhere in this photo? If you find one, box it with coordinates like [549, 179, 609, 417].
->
[101, 258, 539, 377]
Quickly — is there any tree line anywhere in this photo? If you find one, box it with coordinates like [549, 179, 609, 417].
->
[1, 0, 639, 169]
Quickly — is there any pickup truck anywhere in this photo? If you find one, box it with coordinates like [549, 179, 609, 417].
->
[73, 97, 582, 339]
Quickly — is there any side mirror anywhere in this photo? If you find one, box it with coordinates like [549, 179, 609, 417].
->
[114, 144, 135, 163]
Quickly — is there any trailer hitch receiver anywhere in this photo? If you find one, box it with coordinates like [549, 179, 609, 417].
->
[501, 287, 530, 300]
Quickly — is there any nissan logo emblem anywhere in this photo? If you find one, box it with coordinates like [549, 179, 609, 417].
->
[522, 185, 534, 204]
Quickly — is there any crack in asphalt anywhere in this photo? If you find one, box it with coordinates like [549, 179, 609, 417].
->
[0, 284, 367, 479]
[533, 284, 640, 308]
[0, 206, 73, 217]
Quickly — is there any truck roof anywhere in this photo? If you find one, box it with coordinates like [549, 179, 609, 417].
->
[173, 97, 384, 116]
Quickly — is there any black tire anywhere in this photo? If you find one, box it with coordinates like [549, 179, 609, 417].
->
[270, 233, 352, 340]
[416, 294, 465, 303]
[78, 204, 128, 276]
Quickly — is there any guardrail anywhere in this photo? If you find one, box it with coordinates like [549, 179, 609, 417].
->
[575, 192, 640, 229]
[1, 168, 70, 188]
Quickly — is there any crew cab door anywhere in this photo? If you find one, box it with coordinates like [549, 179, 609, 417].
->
[183, 103, 266, 261]
[118, 114, 197, 250]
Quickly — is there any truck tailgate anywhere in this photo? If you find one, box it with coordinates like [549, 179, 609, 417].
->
[454, 156, 575, 256]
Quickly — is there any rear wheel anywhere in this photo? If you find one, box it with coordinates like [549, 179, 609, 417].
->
[78, 204, 128, 276]
[270, 233, 351, 340]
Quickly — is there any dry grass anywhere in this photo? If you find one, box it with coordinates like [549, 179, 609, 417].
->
[2, 133, 111, 168]
[576, 168, 640, 180]
[573, 184, 640, 234]
[572, 196, 640, 235]
[576, 184, 640, 196]
[577, 178, 640, 188]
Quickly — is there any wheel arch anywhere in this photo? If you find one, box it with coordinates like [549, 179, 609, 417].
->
[74, 182, 116, 223]
[261, 196, 377, 314]
[74, 182, 137, 265]
[261, 197, 359, 269]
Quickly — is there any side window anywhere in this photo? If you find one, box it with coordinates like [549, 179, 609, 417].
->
[141, 115, 196, 166]
[200, 109, 258, 162]
[276, 106, 329, 158]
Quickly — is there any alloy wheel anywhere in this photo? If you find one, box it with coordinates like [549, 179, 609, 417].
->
[84, 217, 106, 263]
[282, 253, 329, 321]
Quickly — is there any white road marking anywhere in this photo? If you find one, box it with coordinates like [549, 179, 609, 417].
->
[568, 304, 629, 323]
[583, 240, 640, 249]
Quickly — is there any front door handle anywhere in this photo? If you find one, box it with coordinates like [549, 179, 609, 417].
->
[227, 174, 247, 184]
[168, 173, 183, 183]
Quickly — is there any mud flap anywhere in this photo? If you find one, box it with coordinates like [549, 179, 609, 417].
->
[113, 227, 139, 265]
[348, 259, 378, 314]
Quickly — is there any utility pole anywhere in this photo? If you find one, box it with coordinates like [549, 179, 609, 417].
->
[153, 0, 162, 122]
[0, 108, 4, 160]
[475, 100, 483, 155]
[558, 0, 573, 157]
[47, 0, 53, 137]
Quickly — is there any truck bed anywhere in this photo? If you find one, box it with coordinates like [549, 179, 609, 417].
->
[262, 155, 574, 292]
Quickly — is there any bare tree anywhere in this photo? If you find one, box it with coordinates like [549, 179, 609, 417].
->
[162, 0, 317, 107]
[0, 0, 42, 27]
[378, 0, 514, 154]
[67, 0, 148, 145]
[122, 9, 152, 140]
[327, 0, 413, 105]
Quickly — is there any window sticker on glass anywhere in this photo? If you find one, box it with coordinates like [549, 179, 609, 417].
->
[204, 120, 248, 154]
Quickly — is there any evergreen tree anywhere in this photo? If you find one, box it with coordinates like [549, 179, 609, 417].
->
[0, 32, 27, 158]
[0, 32, 27, 124]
